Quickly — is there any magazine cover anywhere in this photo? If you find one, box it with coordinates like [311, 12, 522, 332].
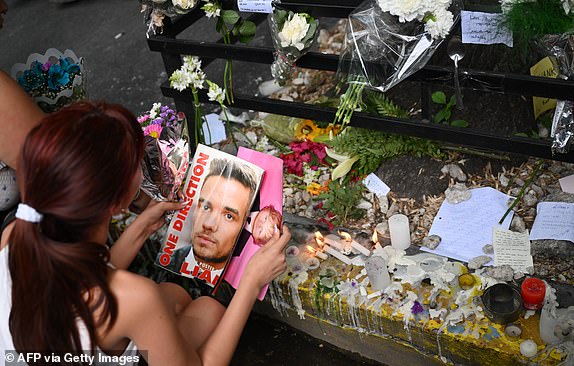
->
[224, 147, 284, 300]
[155, 144, 264, 289]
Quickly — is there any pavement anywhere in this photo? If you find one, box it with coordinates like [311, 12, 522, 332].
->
[0, 1, 385, 365]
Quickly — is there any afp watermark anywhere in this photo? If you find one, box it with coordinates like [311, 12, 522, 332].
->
[4, 351, 141, 365]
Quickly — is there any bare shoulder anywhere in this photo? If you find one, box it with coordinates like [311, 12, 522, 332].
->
[107, 269, 163, 308]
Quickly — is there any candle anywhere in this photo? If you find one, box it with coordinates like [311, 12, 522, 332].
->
[323, 244, 352, 265]
[315, 231, 344, 251]
[519, 339, 538, 358]
[388, 214, 411, 250]
[365, 256, 391, 291]
[306, 245, 328, 260]
[340, 231, 371, 256]
[521, 277, 546, 310]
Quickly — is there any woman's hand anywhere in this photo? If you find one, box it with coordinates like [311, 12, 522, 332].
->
[241, 225, 291, 291]
[133, 199, 185, 237]
[110, 199, 185, 270]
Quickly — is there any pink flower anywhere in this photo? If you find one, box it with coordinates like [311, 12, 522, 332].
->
[144, 124, 163, 139]
[138, 114, 150, 125]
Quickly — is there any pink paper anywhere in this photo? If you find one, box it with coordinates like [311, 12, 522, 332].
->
[224, 147, 283, 300]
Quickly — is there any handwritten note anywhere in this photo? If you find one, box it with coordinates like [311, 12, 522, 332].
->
[461, 11, 513, 47]
[238, 0, 273, 13]
[530, 202, 574, 242]
[363, 173, 391, 198]
[530, 57, 558, 119]
[421, 187, 514, 263]
[493, 227, 533, 273]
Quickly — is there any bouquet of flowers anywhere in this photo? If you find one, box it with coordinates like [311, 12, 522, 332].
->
[140, 0, 199, 34]
[138, 103, 190, 202]
[335, 0, 460, 126]
[269, 8, 319, 85]
[10, 48, 86, 113]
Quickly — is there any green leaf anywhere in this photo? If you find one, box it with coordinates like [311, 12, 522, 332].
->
[431, 91, 446, 104]
[433, 109, 449, 123]
[301, 21, 318, 44]
[450, 119, 469, 128]
[514, 132, 529, 137]
[446, 95, 456, 109]
[215, 18, 224, 33]
[275, 10, 288, 28]
[239, 20, 256, 43]
[222, 10, 240, 26]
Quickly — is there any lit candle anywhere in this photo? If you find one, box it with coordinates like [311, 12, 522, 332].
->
[521, 277, 546, 310]
[339, 231, 371, 256]
[314, 231, 344, 251]
[306, 245, 328, 260]
[323, 244, 352, 265]
[388, 214, 411, 250]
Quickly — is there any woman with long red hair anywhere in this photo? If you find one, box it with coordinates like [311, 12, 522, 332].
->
[0, 101, 290, 365]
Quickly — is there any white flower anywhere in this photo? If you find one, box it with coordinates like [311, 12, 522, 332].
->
[169, 69, 191, 91]
[278, 13, 310, 51]
[189, 70, 205, 90]
[378, 0, 429, 22]
[150, 102, 162, 118]
[201, 2, 221, 18]
[424, 8, 454, 39]
[207, 80, 225, 104]
[172, 0, 197, 10]
[182, 55, 201, 72]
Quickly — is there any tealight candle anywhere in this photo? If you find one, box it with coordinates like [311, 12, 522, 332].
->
[388, 214, 411, 250]
[521, 277, 546, 310]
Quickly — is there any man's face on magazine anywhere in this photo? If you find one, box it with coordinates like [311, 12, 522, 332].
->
[192, 175, 251, 268]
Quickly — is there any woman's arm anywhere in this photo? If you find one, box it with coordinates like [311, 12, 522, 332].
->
[110, 200, 185, 269]
[0, 71, 44, 168]
[192, 227, 291, 366]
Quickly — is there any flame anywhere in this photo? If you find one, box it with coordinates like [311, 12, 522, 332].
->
[372, 229, 379, 244]
[339, 231, 352, 242]
[314, 231, 324, 248]
[306, 245, 317, 255]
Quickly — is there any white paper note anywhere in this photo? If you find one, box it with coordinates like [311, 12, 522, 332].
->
[202, 113, 227, 145]
[421, 187, 514, 263]
[363, 173, 391, 197]
[461, 11, 513, 47]
[493, 227, 533, 273]
[559, 174, 574, 194]
[529, 202, 574, 242]
[238, 0, 273, 13]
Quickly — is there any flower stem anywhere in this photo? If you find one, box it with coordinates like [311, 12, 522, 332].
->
[498, 159, 543, 225]
[222, 107, 237, 149]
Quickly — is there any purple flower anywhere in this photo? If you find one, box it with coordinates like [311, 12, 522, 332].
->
[42, 62, 52, 72]
[411, 301, 424, 315]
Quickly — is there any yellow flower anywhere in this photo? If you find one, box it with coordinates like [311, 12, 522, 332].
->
[306, 182, 323, 196]
[294, 119, 318, 141]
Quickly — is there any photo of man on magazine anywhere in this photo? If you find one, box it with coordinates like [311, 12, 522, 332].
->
[160, 156, 260, 286]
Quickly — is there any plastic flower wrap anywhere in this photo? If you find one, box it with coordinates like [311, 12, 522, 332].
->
[335, 0, 460, 126]
[140, 0, 199, 34]
[10, 48, 86, 113]
[538, 32, 574, 154]
[269, 8, 319, 85]
[138, 103, 190, 201]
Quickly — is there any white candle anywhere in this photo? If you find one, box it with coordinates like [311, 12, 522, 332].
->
[306, 245, 328, 260]
[324, 236, 344, 251]
[351, 240, 371, 256]
[388, 214, 411, 250]
[323, 244, 352, 265]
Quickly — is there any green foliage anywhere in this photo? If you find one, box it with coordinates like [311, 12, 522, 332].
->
[504, 0, 574, 56]
[432, 91, 469, 127]
[326, 127, 444, 177]
[362, 90, 410, 118]
[318, 177, 366, 226]
[217, 10, 256, 44]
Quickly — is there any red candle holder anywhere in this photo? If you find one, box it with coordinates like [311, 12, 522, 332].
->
[521, 277, 546, 310]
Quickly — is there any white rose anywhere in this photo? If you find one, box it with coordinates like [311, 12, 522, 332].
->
[278, 13, 310, 51]
[172, 0, 197, 10]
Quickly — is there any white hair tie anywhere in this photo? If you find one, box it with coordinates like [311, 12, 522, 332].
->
[15, 203, 43, 223]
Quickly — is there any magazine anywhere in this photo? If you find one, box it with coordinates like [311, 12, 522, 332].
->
[224, 147, 284, 300]
[155, 144, 264, 290]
